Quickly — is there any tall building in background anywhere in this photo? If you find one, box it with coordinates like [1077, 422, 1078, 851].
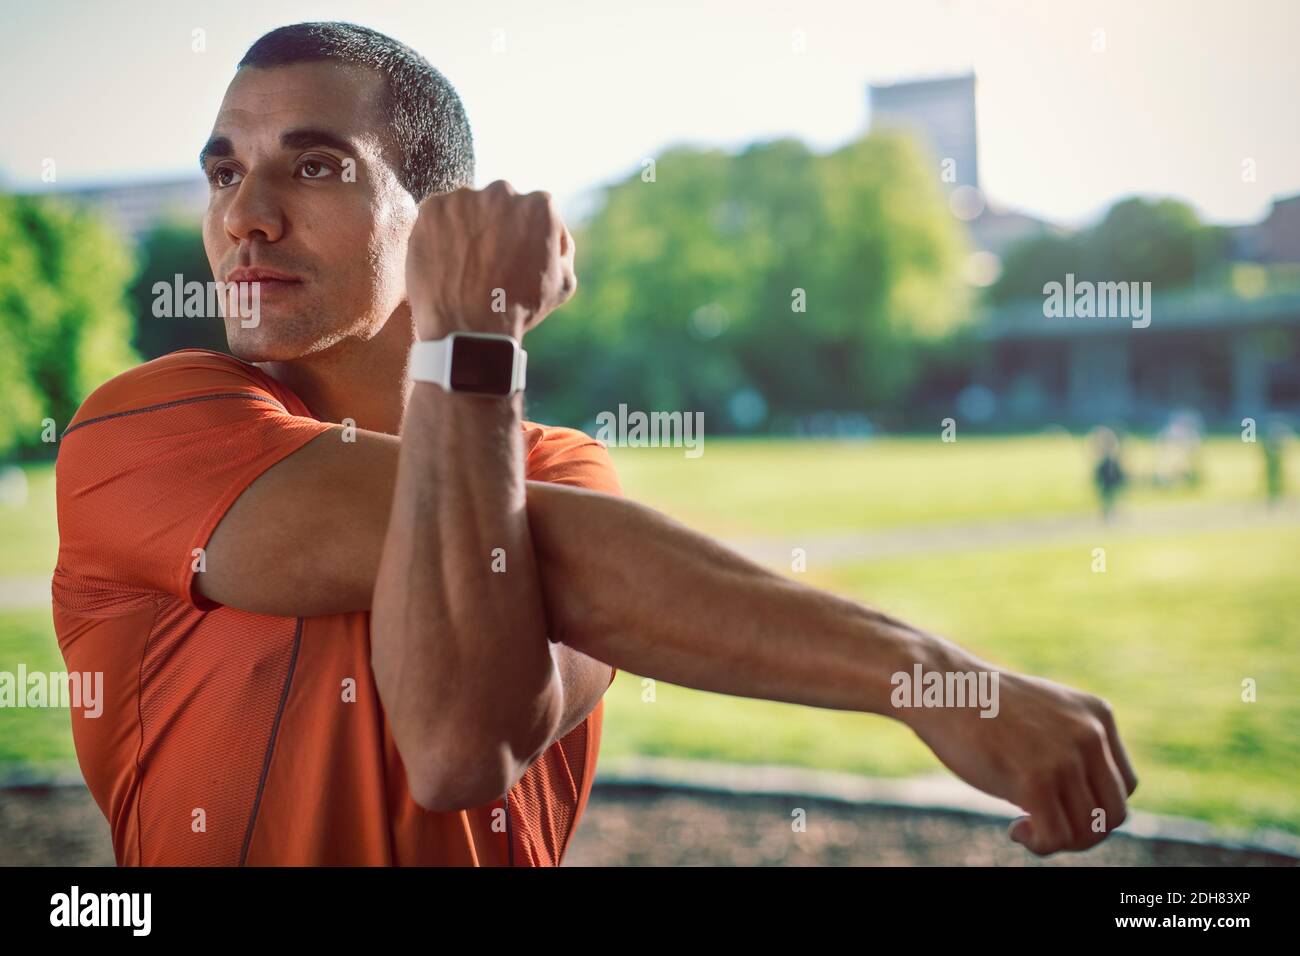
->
[868, 73, 979, 191]
[868, 72, 1051, 259]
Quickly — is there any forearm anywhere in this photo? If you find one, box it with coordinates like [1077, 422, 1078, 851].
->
[371, 384, 561, 810]
[527, 480, 962, 721]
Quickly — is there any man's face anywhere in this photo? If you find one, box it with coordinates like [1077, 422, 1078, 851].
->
[201, 61, 419, 362]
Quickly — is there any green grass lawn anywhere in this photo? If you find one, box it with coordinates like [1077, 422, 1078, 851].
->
[0, 606, 75, 769]
[0, 462, 58, 577]
[608, 434, 1297, 538]
[2, 437, 1298, 833]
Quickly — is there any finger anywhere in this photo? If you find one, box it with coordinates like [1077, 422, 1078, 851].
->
[560, 224, 575, 265]
[1097, 705, 1139, 795]
[521, 195, 562, 282]
[1086, 733, 1130, 840]
[1012, 787, 1072, 856]
[1060, 768, 1103, 851]
[531, 193, 564, 260]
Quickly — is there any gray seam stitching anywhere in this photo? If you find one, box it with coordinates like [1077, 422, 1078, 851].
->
[61, 392, 286, 438]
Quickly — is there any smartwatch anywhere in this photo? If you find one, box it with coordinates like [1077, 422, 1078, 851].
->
[409, 331, 527, 397]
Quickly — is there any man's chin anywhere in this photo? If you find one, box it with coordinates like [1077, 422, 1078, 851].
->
[225, 328, 310, 364]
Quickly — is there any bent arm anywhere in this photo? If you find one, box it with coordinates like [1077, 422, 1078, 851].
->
[369, 384, 563, 812]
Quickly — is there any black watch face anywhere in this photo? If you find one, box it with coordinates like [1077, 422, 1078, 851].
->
[450, 336, 516, 395]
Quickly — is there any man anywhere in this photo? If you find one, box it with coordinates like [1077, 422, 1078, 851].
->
[53, 21, 1137, 866]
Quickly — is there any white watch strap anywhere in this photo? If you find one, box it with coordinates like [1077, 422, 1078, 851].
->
[409, 333, 528, 395]
[409, 336, 452, 387]
[514, 346, 528, 392]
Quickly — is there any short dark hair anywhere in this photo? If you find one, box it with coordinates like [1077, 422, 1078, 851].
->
[238, 22, 474, 202]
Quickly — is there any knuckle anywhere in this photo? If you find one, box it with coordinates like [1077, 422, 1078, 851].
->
[436, 187, 469, 209]
[1079, 721, 1108, 753]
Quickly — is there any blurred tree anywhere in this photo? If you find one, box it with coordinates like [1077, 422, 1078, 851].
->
[525, 131, 967, 429]
[128, 219, 228, 359]
[0, 195, 138, 459]
[989, 196, 1229, 303]
[1081, 197, 1228, 286]
[987, 232, 1081, 303]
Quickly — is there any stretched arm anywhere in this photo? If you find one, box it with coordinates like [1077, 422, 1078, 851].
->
[203, 430, 1138, 855]
[526, 480, 1139, 856]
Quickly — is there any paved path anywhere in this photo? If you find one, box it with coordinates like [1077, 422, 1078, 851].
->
[6, 759, 1296, 865]
[728, 499, 1300, 567]
[0, 577, 50, 611]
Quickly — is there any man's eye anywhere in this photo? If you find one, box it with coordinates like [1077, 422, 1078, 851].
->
[298, 159, 336, 180]
[211, 166, 243, 188]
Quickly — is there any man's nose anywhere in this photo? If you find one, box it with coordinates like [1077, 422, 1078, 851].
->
[223, 170, 285, 244]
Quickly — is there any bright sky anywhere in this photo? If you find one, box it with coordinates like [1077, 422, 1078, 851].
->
[1, 0, 1296, 228]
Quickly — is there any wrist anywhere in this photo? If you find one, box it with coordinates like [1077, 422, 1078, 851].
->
[870, 616, 962, 729]
[416, 310, 523, 343]
[890, 628, 994, 732]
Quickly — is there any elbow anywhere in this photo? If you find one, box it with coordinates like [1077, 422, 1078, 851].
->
[381, 659, 566, 813]
[405, 707, 562, 811]
[405, 739, 518, 813]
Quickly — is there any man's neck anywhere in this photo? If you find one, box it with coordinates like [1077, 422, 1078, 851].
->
[257, 309, 416, 435]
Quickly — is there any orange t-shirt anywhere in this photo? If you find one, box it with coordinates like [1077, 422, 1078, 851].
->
[52, 348, 621, 866]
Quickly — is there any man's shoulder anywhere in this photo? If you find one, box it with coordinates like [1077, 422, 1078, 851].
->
[520, 421, 622, 494]
[521, 420, 594, 448]
[65, 349, 282, 433]
[520, 421, 604, 463]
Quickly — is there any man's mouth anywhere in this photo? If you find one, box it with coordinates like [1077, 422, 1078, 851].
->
[226, 266, 302, 282]
[225, 267, 304, 297]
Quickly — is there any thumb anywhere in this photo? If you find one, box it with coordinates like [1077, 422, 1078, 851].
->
[1008, 816, 1033, 846]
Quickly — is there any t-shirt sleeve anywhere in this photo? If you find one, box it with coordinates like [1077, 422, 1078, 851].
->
[54, 352, 336, 613]
[514, 425, 622, 865]
[524, 427, 624, 497]
[523, 425, 622, 686]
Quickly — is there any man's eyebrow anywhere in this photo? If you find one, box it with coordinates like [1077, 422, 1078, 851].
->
[279, 127, 361, 155]
[198, 128, 360, 170]
[198, 135, 233, 170]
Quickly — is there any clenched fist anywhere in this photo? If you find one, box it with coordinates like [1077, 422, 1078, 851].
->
[904, 644, 1139, 856]
[406, 179, 576, 341]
